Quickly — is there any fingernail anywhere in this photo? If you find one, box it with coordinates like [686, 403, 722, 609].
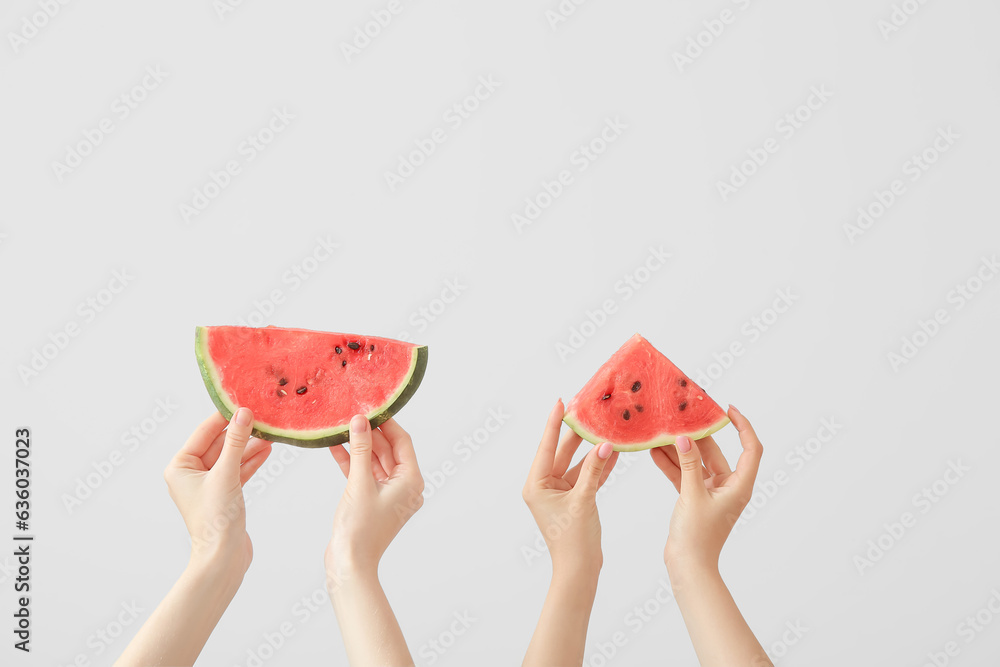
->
[729, 404, 740, 415]
[598, 442, 613, 459]
[234, 407, 252, 427]
[677, 436, 691, 453]
[350, 414, 368, 434]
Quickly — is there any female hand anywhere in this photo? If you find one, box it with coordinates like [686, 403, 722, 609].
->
[522, 399, 619, 574]
[325, 415, 423, 667]
[326, 415, 424, 579]
[117, 408, 273, 667]
[650, 405, 763, 572]
[521, 400, 619, 667]
[164, 408, 273, 573]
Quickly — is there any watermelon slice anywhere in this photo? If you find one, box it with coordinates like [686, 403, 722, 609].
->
[563, 334, 729, 452]
[195, 326, 427, 447]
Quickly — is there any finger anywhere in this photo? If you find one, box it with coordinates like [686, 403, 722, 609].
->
[371, 428, 395, 479]
[376, 417, 412, 456]
[552, 429, 583, 479]
[675, 437, 709, 502]
[199, 430, 229, 470]
[563, 457, 583, 486]
[528, 400, 563, 483]
[697, 435, 731, 477]
[597, 450, 619, 489]
[239, 443, 273, 486]
[176, 411, 228, 459]
[242, 437, 272, 465]
[729, 405, 763, 483]
[329, 444, 350, 479]
[573, 443, 614, 498]
[371, 450, 389, 482]
[379, 419, 420, 479]
[565, 449, 618, 487]
[347, 414, 376, 492]
[215, 408, 255, 481]
[664, 442, 710, 480]
[650, 446, 681, 492]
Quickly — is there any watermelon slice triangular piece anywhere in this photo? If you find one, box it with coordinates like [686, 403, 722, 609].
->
[563, 334, 730, 452]
[195, 326, 427, 447]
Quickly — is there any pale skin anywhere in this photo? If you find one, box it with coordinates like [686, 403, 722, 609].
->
[522, 402, 771, 667]
[521, 398, 620, 667]
[650, 405, 773, 667]
[116, 407, 274, 667]
[117, 409, 421, 667]
[326, 414, 424, 667]
[117, 399, 765, 666]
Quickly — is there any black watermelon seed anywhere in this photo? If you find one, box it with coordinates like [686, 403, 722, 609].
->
[277, 389, 287, 397]
[296, 386, 308, 395]
[601, 393, 612, 400]
[678, 401, 687, 411]
[369, 344, 375, 351]
[278, 377, 288, 386]
[631, 381, 641, 392]
[635, 404, 644, 412]
[622, 409, 631, 421]
[348, 341, 361, 350]
[335, 346, 342, 354]
[679, 379, 687, 387]
[342, 360, 347, 367]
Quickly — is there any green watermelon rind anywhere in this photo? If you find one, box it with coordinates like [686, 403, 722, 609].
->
[195, 327, 428, 448]
[562, 412, 731, 453]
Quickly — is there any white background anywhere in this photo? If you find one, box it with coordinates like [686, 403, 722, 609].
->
[2, 0, 1000, 665]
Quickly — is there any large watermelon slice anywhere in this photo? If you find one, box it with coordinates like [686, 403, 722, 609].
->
[195, 326, 427, 447]
[563, 334, 729, 452]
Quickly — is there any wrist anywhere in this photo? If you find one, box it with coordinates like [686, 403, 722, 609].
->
[665, 555, 721, 587]
[551, 553, 602, 583]
[325, 557, 380, 597]
[183, 556, 245, 599]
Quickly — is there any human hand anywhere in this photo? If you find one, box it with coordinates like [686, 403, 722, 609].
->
[164, 408, 273, 575]
[326, 415, 424, 581]
[650, 405, 763, 574]
[522, 399, 619, 575]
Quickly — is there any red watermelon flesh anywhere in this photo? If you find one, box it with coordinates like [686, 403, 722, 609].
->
[196, 326, 427, 447]
[563, 334, 729, 452]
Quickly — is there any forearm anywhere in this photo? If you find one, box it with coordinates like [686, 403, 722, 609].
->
[328, 564, 414, 667]
[116, 559, 243, 666]
[523, 562, 600, 667]
[667, 561, 771, 667]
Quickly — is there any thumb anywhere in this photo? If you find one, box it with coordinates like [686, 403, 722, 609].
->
[347, 414, 375, 492]
[574, 442, 614, 498]
[675, 436, 708, 501]
[216, 407, 254, 479]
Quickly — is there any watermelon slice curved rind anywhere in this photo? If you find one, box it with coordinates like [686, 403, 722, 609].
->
[563, 411, 730, 452]
[195, 327, 428, 448]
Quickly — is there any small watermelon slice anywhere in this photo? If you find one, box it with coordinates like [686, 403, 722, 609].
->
[195, 326, 427, 447]
[563, 334, 729, 452]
